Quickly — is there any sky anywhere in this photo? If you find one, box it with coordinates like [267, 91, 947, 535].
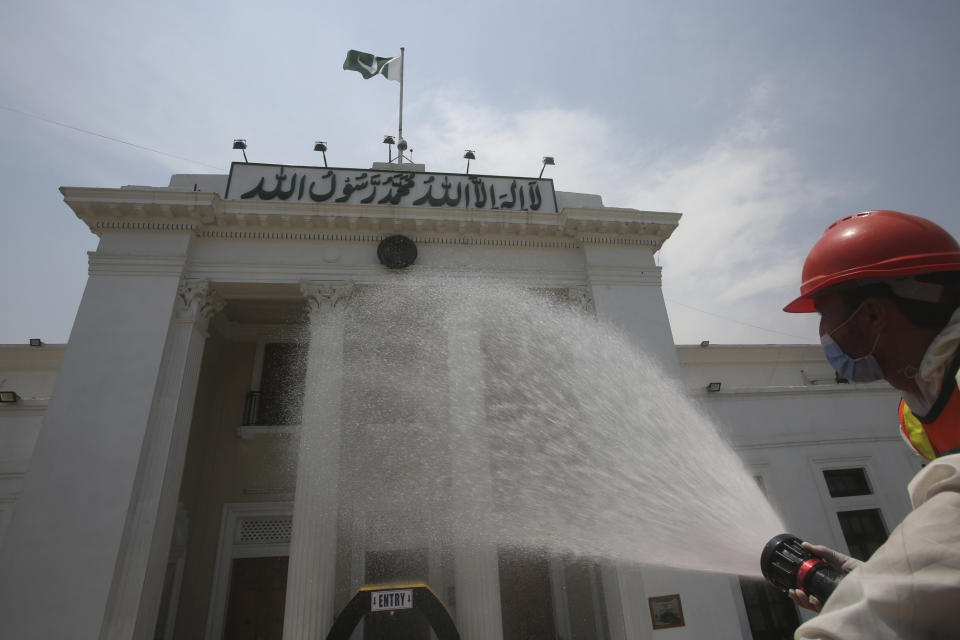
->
[2, 0, 958, 346]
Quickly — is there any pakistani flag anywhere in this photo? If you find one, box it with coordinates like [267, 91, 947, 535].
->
[343, 49, 402, 82]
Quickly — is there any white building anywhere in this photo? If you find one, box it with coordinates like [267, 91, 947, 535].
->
[0, 162, 918, 640]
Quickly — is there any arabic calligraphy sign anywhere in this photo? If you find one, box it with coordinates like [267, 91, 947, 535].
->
[224, 163, 558, 213]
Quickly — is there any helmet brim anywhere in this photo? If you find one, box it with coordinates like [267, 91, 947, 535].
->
[783, 295, 817, 313]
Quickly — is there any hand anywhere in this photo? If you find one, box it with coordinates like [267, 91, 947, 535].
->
[788, 588, 822, 612]
[802, 541, 863, 573]
[786, 542, 862, 613]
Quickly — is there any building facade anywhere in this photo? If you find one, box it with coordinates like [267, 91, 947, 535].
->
[0, 163, 917, 640]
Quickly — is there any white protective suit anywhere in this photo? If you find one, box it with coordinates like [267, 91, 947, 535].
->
[796, 311, 960, 639]
[794, 453, 960, 639]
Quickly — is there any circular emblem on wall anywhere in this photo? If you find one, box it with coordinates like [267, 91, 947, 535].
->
[377, 235, 418, 269]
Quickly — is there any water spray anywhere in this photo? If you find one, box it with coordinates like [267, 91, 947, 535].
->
[761, 534, 845, 603]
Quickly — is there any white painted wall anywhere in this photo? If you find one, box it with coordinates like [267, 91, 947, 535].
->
[678, 345, 921, 557]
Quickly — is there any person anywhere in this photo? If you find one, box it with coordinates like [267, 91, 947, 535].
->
[780, 210, 960, 639]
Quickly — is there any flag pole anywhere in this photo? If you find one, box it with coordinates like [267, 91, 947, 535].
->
[397, 47, 404, 163]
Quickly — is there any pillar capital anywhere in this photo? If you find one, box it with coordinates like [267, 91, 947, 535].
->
[176, 279, 224, 332]
[299, 281, 355, 316]
[566, 286, 595, 315]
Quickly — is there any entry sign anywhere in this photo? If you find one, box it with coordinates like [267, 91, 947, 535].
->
[371, 589, 414, 612]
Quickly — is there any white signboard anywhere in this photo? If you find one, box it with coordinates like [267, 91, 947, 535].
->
[225, 163, 558, 213]
[370, 588, 414, 612]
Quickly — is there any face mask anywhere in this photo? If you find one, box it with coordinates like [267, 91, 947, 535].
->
[820, 333, 884, 382]
[819, 303, 884, 383]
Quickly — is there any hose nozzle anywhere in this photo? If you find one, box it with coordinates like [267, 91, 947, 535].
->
[761, 534, 845, 604]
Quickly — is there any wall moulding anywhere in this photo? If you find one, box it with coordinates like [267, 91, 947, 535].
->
[188, 265, 588, 291]
[734, 435, 902, 451]
[705, 384, 898, 398]
[196, 229, 586, 249]
[87, 253, 190, 277]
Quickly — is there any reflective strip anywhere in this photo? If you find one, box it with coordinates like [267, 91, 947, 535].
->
[899, 399, 937, 461]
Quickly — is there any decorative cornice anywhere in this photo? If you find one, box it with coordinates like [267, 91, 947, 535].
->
[92, 221, 199, 232]
[61, 187, 680, 250]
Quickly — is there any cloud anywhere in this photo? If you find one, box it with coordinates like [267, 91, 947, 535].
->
[408, 81, 843, 344]
[407, 91, 638, 194]
[625, 82, 851, 342]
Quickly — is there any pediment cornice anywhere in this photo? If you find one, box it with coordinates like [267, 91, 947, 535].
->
[60, 187, 680, 249]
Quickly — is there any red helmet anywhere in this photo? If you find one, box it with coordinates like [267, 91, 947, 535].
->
[784, 210, 960, 313]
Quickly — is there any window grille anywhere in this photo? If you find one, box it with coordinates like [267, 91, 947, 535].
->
[235, 517, 292, 545]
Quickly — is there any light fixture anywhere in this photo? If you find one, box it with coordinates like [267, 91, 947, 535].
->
[383, 135, 395, 162]
[397, 138, 409, 163]
[313, 141, 328, 167]
[0, 391, 18, 403]
[700, 340, 710, 347]
[232, 139, 248, 163]
[29, 338, 42, 347]
[539, 156, 555, 179]
[464, 150, 475, 174]
[706, 382, 722, 393]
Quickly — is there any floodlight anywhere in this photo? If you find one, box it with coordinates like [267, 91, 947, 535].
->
[383, 135, 395, 162]
[539, 156, 555, 178]
[314, 141, 328, 167]
[232, 139, 248, 162]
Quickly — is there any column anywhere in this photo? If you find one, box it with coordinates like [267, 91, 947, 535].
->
[102, 279, 224, 640]
[0, 232, 208, 639]
[549, 558, 573, 639]
[447, 309, 504, 640]
[599, 563, 628, 640]
[282, 281, 353, 640]
[615, 566, 652, 640]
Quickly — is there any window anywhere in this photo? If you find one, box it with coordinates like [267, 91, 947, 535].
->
[564, 559, 609, 639]
[837, 509, 887, 561]
[740, 472, 799, 640]
[739, 579, 799, 640]
[823, 468, 872, 498]
[498, 549, 557, 639]
[223, 556, 288, 639]
[815, 464, 888, 563]
[248, 343, 307, 426]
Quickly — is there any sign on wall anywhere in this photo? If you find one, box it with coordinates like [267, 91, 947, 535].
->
[225, 163, 558, 213]
[370, 589, 414, 612]
[648, 594, 685, 629]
